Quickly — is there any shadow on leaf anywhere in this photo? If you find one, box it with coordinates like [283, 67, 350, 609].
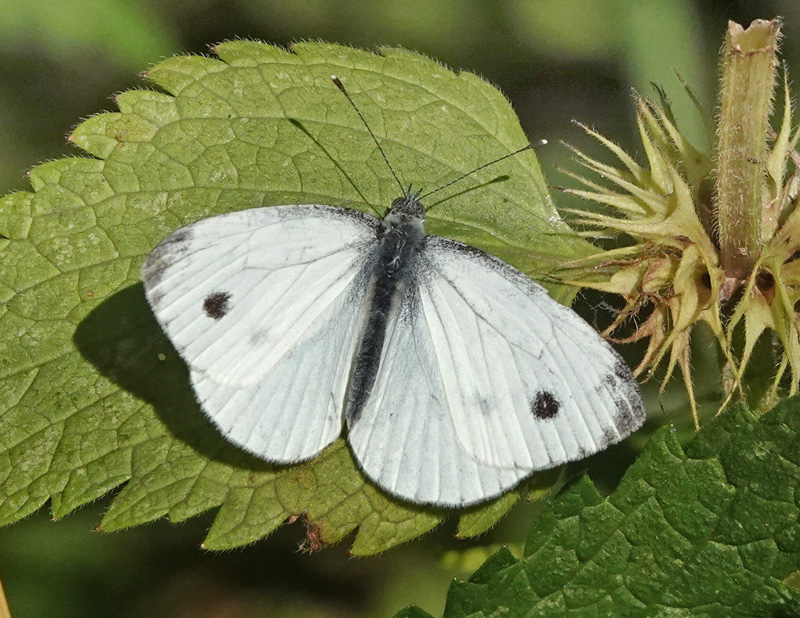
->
[73, 282, 274, 471]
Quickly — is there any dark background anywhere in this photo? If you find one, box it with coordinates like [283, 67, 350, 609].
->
[0, 1, 794, 616]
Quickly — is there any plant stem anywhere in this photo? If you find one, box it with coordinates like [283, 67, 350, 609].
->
[0, 571, 11, 618]
[715, 19, 781, 285]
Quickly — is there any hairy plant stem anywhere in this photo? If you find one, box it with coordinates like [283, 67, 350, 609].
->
[715, 19, 780, 290]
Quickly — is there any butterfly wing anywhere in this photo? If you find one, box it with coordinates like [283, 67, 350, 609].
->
[345, 300, 534, 505]
[347, 236, 645, 507]
[142, 205, 378, 462]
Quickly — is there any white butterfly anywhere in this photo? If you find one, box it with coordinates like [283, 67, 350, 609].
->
[142, 79, 645, 508]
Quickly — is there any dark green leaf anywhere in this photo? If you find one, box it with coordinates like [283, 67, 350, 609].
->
[400, 397, 800, 616]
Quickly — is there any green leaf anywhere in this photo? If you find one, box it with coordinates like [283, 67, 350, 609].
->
[456, 468, 563, 539]
[0, 41, 595, 553]
[403, 396, 800, 616]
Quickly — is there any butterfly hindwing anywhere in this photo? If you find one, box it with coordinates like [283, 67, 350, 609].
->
[347, 235, 645, 506]
[143, 205, 378, 462]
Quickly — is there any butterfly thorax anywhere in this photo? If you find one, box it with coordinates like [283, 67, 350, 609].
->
[345, 192, 427, 425]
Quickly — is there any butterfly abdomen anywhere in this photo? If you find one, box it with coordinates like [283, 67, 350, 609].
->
[345, 218, 425, 425]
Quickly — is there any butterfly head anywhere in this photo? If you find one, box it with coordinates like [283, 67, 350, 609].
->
[386, 187, 425, 226]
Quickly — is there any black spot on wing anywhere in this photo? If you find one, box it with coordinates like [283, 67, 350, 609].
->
[249, 329, 269, 346]
[476, 395, 493, 416]
[531, 390, 561, 420]
[203, 291, 231, 320]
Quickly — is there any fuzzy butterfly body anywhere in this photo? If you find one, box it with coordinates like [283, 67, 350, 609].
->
[142, 185, 645, 507]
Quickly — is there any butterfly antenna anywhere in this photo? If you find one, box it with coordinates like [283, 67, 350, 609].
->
[420, 141, 545, 200]
[331, 75, 406, 195]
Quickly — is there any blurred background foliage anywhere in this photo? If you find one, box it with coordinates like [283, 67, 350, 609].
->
[0, 1, 796, 616]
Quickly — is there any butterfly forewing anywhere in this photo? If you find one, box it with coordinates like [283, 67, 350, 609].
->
[346, 235, 644, 506]
[143, 205, 379, 462]
[426, 238, 643, 465]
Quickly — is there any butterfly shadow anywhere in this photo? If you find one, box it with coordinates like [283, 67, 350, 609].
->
[73, 283, 275, 472]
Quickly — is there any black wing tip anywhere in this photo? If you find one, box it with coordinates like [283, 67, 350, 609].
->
[141, 227, 195, 288]
[607, 358, 646, 437]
